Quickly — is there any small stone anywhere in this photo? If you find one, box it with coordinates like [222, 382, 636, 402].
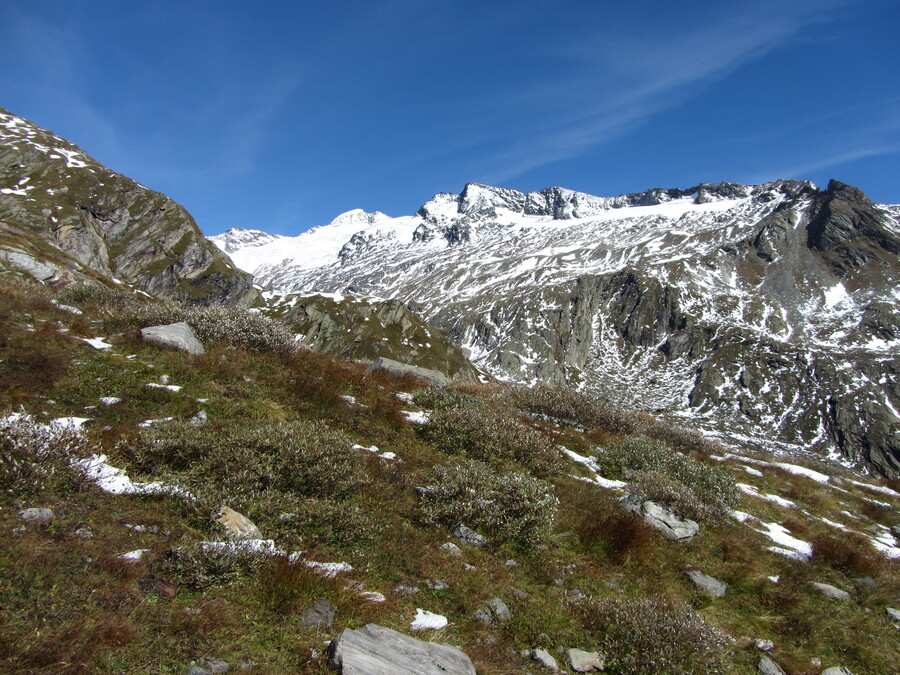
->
[473, 607, 494, 625]
[755, 639, 775, 652]
[505, 559, 519, 567]
[159, 374, 170, 384]
[886, 607, 900, 621]
[187, 667, 210, 675]
[511, 588, 529, 600]
[11, 526, 26, 534]
[19, 507, 53, 524]
[190, 410, 208, 427]
[851, 576, 876, 586]
[425, 579, 449, 591]
[453, 523, 487, 548]
[394, 583, 419, 595]
[564, 648, 605, 672]
[810, 582, 851, 601]
[214, 505, 262, 540]
[758, 655, 786, 675]
[569, 588, 586, 600]
[821, 668, 853, 675]
[486, 597, 511, 622]
[440, 542, 463, 557]
[196, 657, 230, 673]
[686, 570, 727, 598]
[463, 563, 477, 571]
[531, 648, 559, 670]
[299, 598, 336, 628]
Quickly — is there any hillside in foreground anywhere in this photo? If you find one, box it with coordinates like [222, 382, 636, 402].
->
[1, 275, 898, 674]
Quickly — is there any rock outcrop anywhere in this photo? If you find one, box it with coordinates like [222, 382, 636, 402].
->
[0, 108, 256, 306]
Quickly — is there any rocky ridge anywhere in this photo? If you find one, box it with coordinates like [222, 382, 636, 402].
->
[219, 180, 900, 476]
[0, 108, 255, 305]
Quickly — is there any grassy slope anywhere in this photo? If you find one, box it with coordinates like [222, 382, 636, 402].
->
[0, 275, 898, 674]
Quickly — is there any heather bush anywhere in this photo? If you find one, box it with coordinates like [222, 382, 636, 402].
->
[57, 283, 140, 309]
[412, 386, 475, 411]
[128, 420, 359, 514]
[161, 543, 266, 591]
[422, 402, 561, 473]
[275, 499, 384, 550]
[510, 383, 638, 433]
[582, 596, 733, 673]
[419, 460, 557, 544]
[94, 299, 297, 353]
[595, 437, 738, 523]
[0, 415, 87, 496]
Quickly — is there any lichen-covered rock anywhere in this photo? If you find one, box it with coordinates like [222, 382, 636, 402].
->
[686, 570, 727, 598]
[564, 648, 605, 672]
[367, 356, 451, 387]
[329, 623, 476, 675]
[621, 495, 700, 540]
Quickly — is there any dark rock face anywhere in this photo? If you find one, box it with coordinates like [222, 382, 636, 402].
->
[0, 108, 255, 306]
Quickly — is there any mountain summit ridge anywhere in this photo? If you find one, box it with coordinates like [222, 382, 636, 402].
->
[217, 179, 900, 477]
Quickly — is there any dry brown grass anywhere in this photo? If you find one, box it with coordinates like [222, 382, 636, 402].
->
[811, 532, 884, 576]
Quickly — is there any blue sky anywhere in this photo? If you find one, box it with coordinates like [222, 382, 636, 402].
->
[2, 0, 898, 235]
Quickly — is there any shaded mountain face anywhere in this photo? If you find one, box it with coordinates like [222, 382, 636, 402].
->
[0, 108, 255, 305]
[219, 180, 900, 477]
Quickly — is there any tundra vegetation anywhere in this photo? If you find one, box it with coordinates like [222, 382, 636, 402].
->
[0, 276, 898, 674]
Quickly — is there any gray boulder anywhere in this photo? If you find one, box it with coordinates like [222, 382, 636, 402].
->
[621, 495, 699, 540]
[299, 598, 336, 628]
[329, 623, 476, 674]
[758, 655, 786, 675]
[564, 648, 605, 672]
[531, 648, 558, 670]
[474, 597, 511, 625]
[686, 570, 727, 598]
[141, 322, 205, 355]
[453, 523, 487, 548]
[19, 507, 53, 524]
[886, 607, 900, 621]
[367, 356, 450, 387]
[810, 582, 851, 602]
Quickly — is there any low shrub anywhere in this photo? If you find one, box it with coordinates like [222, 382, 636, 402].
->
[0, 415, 87, 497]
[582, 596, 733, 674]
[161, 543, 266, 591]
[127, 420, 360, 515]
[57, 283, 140, 309]
[422, 402, 561, 473]
[594, 437, 738, 523]
[411, 386, 475, 411]
[275, 499, 385, 550]
[419, 460, 557, 545]
[510, 383, 637, 434]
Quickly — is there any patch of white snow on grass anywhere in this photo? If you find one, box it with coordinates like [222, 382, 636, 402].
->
[847, 479, 900, 497]
[561, 447, 628, 488]
[737, 483, 796, 508]
[79, 454, 192, 498]
[410, 608, 448, 631]
[146, 383, 183, 392]
[119, 549, 150, 561]
[99, 397, 122, 405]
[755, 522, 812, 559]
[402, 410, 431, 424]
[81, 337, 113, 350]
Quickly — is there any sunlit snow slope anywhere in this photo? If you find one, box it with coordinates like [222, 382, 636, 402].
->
[212, 180, 900, 477]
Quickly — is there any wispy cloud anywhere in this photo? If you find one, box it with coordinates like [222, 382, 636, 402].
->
[448, 0, 861, 184]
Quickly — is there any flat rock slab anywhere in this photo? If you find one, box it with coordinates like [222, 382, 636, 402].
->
[686, 570, 727, 598]
[367, 356, 450, 387]
[330, 623, 476, 675]
[810, 582, 851, 601]
[621, 495, 699, 540]
[140, 321, 204, 355]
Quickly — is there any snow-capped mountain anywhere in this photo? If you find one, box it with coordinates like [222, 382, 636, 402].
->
[216, 180, 900, 477]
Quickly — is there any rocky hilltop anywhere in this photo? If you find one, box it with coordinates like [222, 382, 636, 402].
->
[0, 108, 255, 305]
[220, 180, 900, 477]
